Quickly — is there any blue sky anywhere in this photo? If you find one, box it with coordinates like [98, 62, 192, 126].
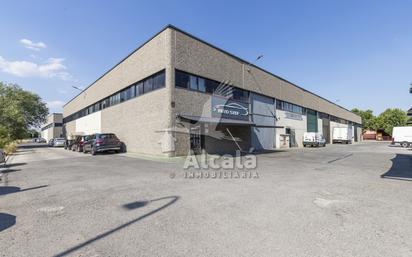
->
[0, 0, 411, 114]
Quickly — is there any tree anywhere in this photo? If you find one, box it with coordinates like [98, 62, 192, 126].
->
[0, 82, 48, 147]
[375, 108, 407, 136]
[351, 108, 377, 131]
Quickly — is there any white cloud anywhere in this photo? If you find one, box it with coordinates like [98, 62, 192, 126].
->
[20, 38, 47, 51]
[0, 56, 71, 80]
[46, 100, 65, 109]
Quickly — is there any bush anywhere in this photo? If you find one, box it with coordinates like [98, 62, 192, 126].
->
[4, 142, 17, 155]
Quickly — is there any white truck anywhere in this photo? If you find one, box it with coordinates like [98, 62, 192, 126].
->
[332, 127, 353, 144]
[392, 126, 412, 148]
[303, 132, 326, 147]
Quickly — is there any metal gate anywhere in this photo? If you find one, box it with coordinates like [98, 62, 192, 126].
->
[190, 125, 202, 154]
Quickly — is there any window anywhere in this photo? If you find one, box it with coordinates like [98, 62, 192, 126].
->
[232, 88, 249, 102]
[198, 78, 206, 92]
[153, 72, 165, 90]
[98, 133, 118, 139]
[205, 79, 218, 94]
[109, 93, 120, 106]
[319, 112, 329, 119]
[94, 102, 101, 112]
[189, 75, 197, 90]
[101, 98, 109, 109]
[136, 82, 143, 96]
[120, 90, 126, 102]
[143, 77, 153, 93]
[175, 70, 190, 89]
[174, 69, 250, 103]
[63, 70, 165, 124]
[88, 105, 94, 114]
[276, 100, 305, 114]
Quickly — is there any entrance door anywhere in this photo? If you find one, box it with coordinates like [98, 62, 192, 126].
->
[286, 128, 297, 147]
[322, 118, 331, 144]
[190, 125, 202, 154]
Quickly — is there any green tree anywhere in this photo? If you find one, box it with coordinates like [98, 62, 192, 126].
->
[0, 82, 48, 147]
[375, 108, 408, 135]
[351, 108, 377, 131]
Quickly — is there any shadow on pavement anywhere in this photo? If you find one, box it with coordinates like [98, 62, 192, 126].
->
[53, 196, 180, 257]
[0, 185, 48, 196]
[381, 154, 412, 181]
[4, 162, 26, 168]
[122, 200, 148, 210]
[0, 213, 16, 232]
[0, 168, 20, 174]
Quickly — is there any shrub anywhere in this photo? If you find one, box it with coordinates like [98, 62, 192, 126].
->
[4, 142, 17, 155]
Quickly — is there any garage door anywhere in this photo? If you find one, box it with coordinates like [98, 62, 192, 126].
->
[250, 93, 276, 150]
[307, 109, 318, 132]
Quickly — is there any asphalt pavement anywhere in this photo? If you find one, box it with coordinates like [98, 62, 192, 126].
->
[1, 141, 411, 257]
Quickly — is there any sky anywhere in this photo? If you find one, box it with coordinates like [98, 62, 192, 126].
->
[0, 0, 411, 115]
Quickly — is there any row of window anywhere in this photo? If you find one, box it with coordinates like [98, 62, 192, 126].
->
[276, 100, 306, 115]
[63, 70, 165, 123]
[41, 122, 63, 131]
[175, 70, 249, 102]
[62, 69, 355, 126]
[330, 116, 350, 124]
[176, 70, 356, 123]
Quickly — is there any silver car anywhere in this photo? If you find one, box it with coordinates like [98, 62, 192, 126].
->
[53, 138, 66, 147]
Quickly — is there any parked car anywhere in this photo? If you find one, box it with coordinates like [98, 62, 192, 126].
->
[48, 138, 55, 147]
[53, 138, 66, 147]
[72, 135, 88, 152]
[0, 149, 5, 164]
[35, 138, 47, 143]
[83, 133, 122, 155]
[392, 126, 412, 148]
[303, 132, 326, 147]
[332, 127, 353, 144]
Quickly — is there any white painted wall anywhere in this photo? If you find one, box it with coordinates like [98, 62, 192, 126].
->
[75, 111, 102, 135]
[275, 110, 307, 148]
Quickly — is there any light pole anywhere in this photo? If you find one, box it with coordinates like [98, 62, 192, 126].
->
[72, 86, 83, 92]
[72, 86, 86, 99]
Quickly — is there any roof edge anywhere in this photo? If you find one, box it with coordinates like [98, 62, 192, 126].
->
[63, 24, 360, 123]
[63, 24, 174, 107]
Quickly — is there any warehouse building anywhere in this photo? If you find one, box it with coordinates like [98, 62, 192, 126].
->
[41, 113, 63, 141]
[63, 25, 362, 156]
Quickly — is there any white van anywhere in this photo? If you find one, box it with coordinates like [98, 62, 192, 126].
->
[303, 132, 326, 147]
[332, 127, 353, 144]
[392, 126, 412, 148]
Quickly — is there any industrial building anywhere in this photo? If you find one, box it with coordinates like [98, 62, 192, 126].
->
[41, 113, 63, 141]
[63, 25, 362, 156]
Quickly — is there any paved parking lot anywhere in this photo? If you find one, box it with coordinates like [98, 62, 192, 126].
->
[1, 142, 412, 257]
